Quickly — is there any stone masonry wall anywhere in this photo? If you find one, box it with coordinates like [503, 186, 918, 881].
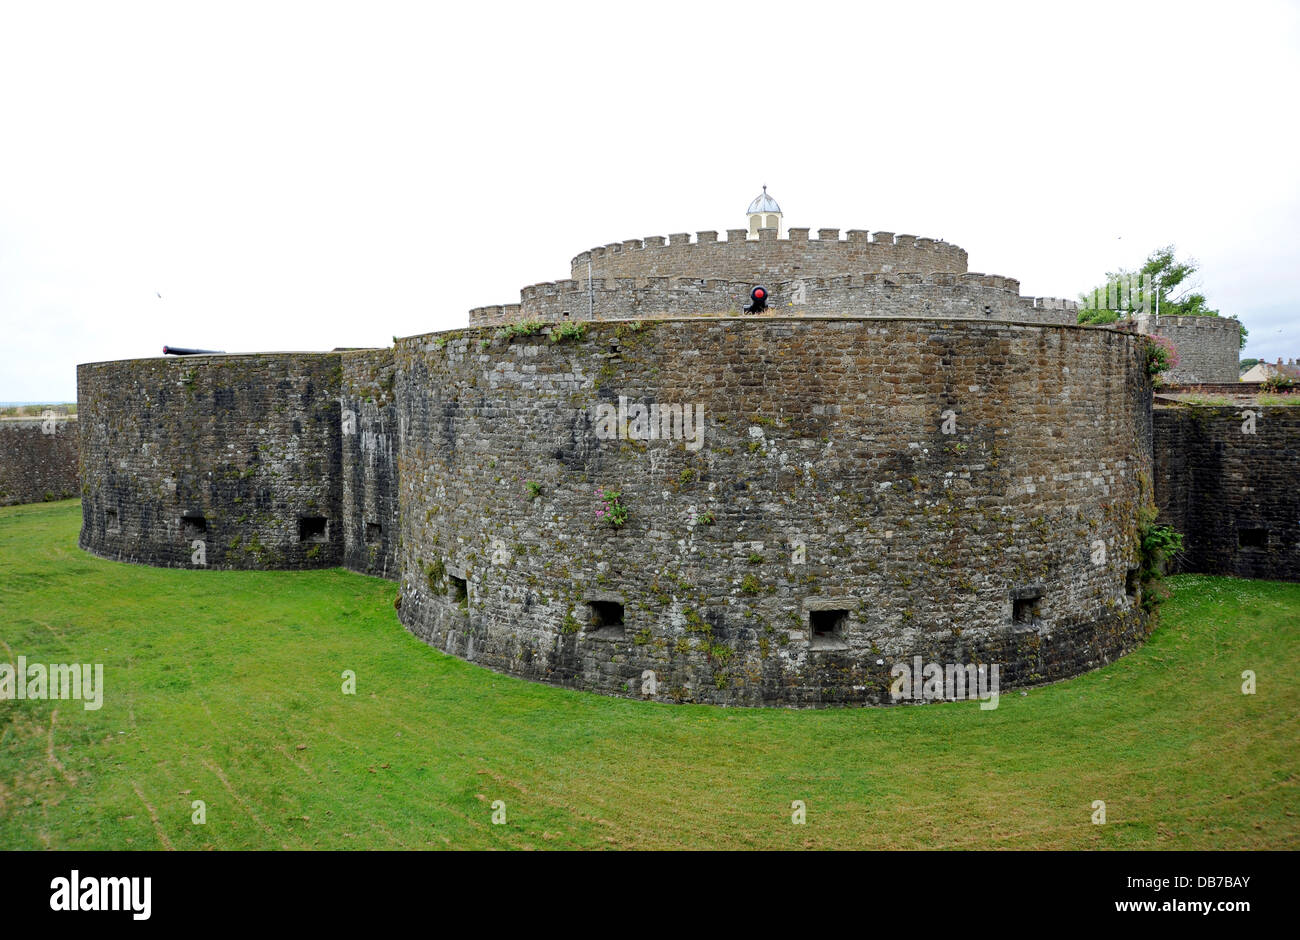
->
[1152, 406, 1191, 537]
[78, 353, 344, 570]
[394, 317, 1153, 707]
[1133, 314, 1241, 384]
[570, 228, 968, 283]
[1154, 404, 1300, 581]
[340, 349, 400, 579]
[469, 273, 1078, 328]
[0, 416, 79, 506]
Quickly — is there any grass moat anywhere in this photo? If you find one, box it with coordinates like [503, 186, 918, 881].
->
[1, 499, 1295, 849]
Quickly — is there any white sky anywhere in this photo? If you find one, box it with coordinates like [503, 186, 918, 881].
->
[2, 0, 1298, 401]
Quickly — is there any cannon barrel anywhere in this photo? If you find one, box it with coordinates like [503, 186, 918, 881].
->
[162, 346, 225, 356]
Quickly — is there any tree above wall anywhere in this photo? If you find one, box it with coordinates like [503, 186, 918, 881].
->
[1078, 245, 1249, 349]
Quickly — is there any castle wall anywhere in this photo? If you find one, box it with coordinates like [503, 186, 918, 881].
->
[0, 416, 79, 506]
[469, 273, 1078, 328]
[340, 349, 400, 579]
[1152, 406, 1191, 538]
[77, 353, 345, 570]
[394, 317, 1153, 706]
[570, 229, 969, 283]
[1154, 404, 1300, 581]
[1134, 314, 1241, 384]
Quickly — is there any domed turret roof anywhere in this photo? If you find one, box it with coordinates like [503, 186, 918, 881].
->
[747, 185, 782, 214]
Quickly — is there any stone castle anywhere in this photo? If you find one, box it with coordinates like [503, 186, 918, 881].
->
[66, 188, 1295, 706]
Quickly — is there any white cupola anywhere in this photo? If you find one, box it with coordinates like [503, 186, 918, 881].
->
[747, 185, 782, 238]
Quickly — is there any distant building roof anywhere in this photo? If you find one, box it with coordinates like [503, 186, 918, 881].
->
[1242, 360, 1300, 382]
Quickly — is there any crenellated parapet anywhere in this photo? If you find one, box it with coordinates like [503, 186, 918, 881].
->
[469, 272, 1078, 328]
[1130, 313, 1243, 384]
[570, 228, 968, 283]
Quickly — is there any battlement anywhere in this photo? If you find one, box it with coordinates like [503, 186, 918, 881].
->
[1129, 314, 1242, 383]
[570, 228, 969, 283]
[469, 271, 1077, 328]
[1133, 313, 1243, 332]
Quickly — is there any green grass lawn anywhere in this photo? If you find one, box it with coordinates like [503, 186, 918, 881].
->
[1, 499, 1296, 850]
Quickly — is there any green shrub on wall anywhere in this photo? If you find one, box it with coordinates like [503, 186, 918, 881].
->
[1136, 505, 1184, 612]
[1261, 373, 1294, 393]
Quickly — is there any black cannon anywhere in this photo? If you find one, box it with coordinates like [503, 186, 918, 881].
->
[162, 346, 225, 356]
[743, 286, 769, 314]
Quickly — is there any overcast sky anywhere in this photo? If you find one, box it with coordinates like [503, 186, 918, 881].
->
[2, 0, 1297, 401]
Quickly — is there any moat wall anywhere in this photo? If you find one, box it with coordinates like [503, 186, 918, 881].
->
[0, 416, 79, 506]
[1154, 404, 1300, 581]
[78, 353, 346, 570]
[394, 317, 1153, 706]
[340, 349, 401, 578]
[78, 350, 401, 578]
